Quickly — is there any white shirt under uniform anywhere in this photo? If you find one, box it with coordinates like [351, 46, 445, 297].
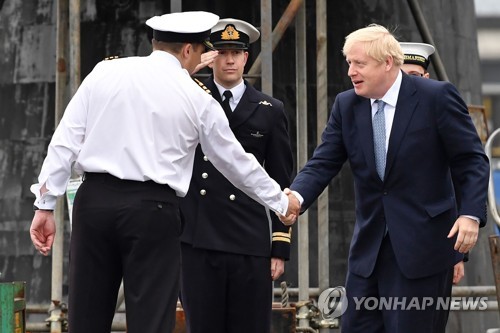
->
[31, 50, 288, 215]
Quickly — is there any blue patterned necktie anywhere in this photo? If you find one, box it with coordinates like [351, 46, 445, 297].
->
[373, 100, 386, 180]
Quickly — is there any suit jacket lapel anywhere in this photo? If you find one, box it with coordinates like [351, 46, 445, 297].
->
[204, 78, 259, 130]
[230, 81, 260, 129]
[205, 76, 223, 104]
[385, 74, 418, 179]
[354, 97, 380, 181]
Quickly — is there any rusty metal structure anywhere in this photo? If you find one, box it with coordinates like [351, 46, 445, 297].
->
[0, 0, 498, 332]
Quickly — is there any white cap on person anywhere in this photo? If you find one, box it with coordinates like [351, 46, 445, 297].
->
[400, 42, 435, 70]
[146, 11, 219, 50]
[209, 18, 260, 50]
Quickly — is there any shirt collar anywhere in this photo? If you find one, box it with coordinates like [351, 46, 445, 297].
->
[370, 70, 402, 108]
[214, 79, 246, 103]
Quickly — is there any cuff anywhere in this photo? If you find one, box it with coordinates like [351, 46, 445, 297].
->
[291, 190, 304, 205]
[461, 215, 480, 223]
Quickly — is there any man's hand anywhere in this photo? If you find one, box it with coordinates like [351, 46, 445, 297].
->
[447, 216, 479, 253]
[278, 188, 300, 226]
[30, 210, 56, 256]
[453, 261, 465, 284]
[191, 50, 219, 75]
[271, 258, 285, 281]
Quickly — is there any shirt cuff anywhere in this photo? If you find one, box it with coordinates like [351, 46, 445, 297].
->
[31, 183, 58, 210]
[461, 215, 480, 223]
[291, 190, 304, 205]
[278, 192, 289, 216]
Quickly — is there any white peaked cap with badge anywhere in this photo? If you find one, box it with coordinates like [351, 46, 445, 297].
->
[209, 18, 260, 50]
[146, 11, 219, 48]
[400, 42, 436, 69]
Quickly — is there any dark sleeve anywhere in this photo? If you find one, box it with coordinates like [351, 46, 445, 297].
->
[265, 99, 294, 260]
[436, 82, 489, 226]
[290, 95, 348, 211]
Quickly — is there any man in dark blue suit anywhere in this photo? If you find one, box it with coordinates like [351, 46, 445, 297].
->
[282, 24, 489, 332]
[180, 18, 294, 333]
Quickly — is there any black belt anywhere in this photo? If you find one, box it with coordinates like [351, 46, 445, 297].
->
[83, 172, 175, 193]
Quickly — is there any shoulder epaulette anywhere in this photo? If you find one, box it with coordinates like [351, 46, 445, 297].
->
[104, 55, 119, 61]
[192, 77, 212, 95]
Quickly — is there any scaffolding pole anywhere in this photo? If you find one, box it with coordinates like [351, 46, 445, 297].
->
[316, 0, 329, 297]
[52, 0, 69, 332]
[248, 0, 303, 84]
[260, 0, 273, 95]
[295, 1, 311, 328]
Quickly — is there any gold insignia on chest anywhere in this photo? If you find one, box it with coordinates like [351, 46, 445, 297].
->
[259, 100, 272, 106]
[104, 55, 119, 61]
[221, 25, 240, 41]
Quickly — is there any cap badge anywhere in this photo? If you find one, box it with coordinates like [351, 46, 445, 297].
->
[221, 25, 240, 41]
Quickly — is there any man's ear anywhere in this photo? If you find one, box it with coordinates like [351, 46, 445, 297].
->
[243, 51, 249, 66]
[385, 55, 394, 71]
[181, 43, 192, 59]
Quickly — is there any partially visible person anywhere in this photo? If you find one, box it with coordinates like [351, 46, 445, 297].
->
[282, 24, 489, 333]
[29, 11, 298, 333]
[401, 41, 466, 285]
[400, 42, 435, 78]
[180, 18, 294, 333]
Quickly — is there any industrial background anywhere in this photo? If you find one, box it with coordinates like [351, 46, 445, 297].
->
[1, 0, 500, 332]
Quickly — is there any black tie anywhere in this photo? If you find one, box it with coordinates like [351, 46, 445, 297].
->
[222, 90, 233, 117]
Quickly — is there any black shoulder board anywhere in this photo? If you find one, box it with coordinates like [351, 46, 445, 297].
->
[192, 77, 211, 95]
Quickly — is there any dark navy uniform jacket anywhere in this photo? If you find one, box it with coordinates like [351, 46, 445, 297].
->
[180, 76, 294, 260]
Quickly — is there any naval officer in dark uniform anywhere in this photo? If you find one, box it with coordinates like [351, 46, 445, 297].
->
[180, 18, 294, 333]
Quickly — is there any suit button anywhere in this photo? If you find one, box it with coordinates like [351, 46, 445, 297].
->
[383, 191, 388, 195]
[229, 194, 236, 201]
[202, 172, 208, 179]
[203, 155, 209, 161]
[200, 189, 206, 195]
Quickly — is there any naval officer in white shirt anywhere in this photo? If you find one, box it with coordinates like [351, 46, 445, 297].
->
[29, 11, 298, 333]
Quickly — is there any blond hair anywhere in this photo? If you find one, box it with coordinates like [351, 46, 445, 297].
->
[342, 24, 404, 66]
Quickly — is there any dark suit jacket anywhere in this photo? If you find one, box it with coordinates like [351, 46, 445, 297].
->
[180, 77, 293, 259]
[290, 72, 489, 279]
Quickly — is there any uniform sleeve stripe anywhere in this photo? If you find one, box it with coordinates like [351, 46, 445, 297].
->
[272, 236, 291, 243]
[272, 232, 291, 238]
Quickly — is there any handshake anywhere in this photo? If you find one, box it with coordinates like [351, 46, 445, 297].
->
[278, 188, 301, 226]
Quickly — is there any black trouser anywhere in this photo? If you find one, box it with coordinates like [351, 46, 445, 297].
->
[343, 235, 454, 333]
[180, 243, 273, 333]
[69, 173, 180, 333]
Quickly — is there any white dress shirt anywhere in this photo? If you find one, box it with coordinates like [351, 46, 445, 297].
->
[31, 50, 288, 215]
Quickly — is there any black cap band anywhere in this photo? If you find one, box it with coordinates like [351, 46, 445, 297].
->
[404, 54, 430, 69]
[153, 29, 211, 43]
